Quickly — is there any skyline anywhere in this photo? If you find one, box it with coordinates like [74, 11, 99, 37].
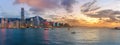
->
[0, 0, 120, 28]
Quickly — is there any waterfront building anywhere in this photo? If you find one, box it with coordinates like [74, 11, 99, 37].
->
[4, 18, 8, 28]
[34, 16, 40, 27]
[0, 24, 1, 28]
[8, 21, 14, 28]
[0, 18, 1, 28]
[52, 22, 56, 27]
[15, 20, 20, 28]
[54, 22, 59, 27]
[1, 18, 5, 28]
[57, 22, 60, 27]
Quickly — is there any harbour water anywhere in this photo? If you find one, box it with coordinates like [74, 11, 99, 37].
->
[0, 28, 120, 45]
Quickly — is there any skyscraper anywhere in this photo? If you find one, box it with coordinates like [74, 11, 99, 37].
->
[21, 8, 25, 28]
[1, 18, 5, 28]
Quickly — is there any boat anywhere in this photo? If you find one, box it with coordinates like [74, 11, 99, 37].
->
[71, 32, 76, 34]
[114, 27, 120, 30]
[44, 28, 49, 30]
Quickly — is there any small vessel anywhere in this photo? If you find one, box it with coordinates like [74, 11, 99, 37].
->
[71, 32, 76, 34]
[114, 27, 120, 30]
[44, 28, 49, 30]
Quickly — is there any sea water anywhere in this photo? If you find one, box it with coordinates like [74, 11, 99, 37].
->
[0, 28, 120, 45]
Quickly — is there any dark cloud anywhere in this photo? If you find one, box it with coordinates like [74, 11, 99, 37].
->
[81, 0, 120, 22]
[61, 0, 76, 12]
[81, 0, 100, 13]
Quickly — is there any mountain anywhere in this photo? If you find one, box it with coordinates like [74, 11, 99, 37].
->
[26, 16, 45, 21]
[0, 16, 45, 23]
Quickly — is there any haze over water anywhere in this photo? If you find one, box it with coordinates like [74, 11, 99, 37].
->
[0, 28, 120, 45]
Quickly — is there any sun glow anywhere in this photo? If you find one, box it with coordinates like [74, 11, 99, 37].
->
[75, 14, 100, 24]
[71, 13, 120, 28]
[85, 18, 100, 24]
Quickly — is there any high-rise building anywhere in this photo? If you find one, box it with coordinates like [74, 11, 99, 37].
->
[30, 18, 34, 27]
[34, 16, 40, 26]
[21, 8, 25, 28]
[21, 8, 25, 22]
[15, 20, 20, 28]
[9, 21, 14, 28]
[1, 18, 5, 28]
[4, 18, 8, 28]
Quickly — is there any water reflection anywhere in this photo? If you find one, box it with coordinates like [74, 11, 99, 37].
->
[44, 28, 49, 44]
[1, 29, 6, 45]
[72, 29, 100, 43]
[1, 28, 120, 45]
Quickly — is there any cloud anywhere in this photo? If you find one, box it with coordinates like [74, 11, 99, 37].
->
[81, 0, 120, 22]
[61, 0, 76, 12]
[14, 0, 76, 14]
[81, 0, 100, 13]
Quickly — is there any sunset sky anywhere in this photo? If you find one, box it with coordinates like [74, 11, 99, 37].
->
[0, 0, 120, 28]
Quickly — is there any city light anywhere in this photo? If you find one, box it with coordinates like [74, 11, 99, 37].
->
[0, 8, 70, 28]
